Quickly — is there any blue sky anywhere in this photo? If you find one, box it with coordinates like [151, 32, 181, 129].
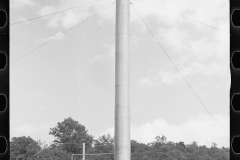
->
[10, 0, 229, 148]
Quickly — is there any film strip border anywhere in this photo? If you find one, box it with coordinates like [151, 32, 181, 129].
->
[0, 1, 238, 159]
[231, 0, 240, 159]
[0, 0, 8, 159]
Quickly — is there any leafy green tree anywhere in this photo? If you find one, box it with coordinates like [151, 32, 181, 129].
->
[176, 141, 187, 154]
[202, 154, 212, 160]
[34, 147, 56, 160]
[166, 141, 175, 148]
[49, 117, 93, 154]
[11, 121, 231, 160]
[36, 139, 48, 150]
[157, 152, 169, 160]
[154, 135, 167, 144]
[93, 134, 114, 153]
[168, 149, 186, 160]
[186, 147, 194, 154]
[34, 145, 71, 160]
[90, 134, 114, 160]
[51, 147, 72, 160]
[10, 136, 41, 160]
[142, 155, 152, 160]
[149, 135, 168, 149]
[131, 140, 150, 160]
[186, 141, 199, 154]
[177, 141, 186, 149]
[191, 141, 198, 148]
[211, 142, 217, 148]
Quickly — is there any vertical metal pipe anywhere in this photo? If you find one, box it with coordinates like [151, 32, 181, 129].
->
[83, 143, 85, 160]
[114, 0, 130, 160]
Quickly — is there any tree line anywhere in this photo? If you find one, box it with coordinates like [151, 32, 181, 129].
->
[10, 117, 229, 160]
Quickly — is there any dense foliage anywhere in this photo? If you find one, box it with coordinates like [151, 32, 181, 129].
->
[49, 117, 94, 154]
[130, 137, 229, 160]
[10, 136, 41, 160]
[10, 117, 229, 160]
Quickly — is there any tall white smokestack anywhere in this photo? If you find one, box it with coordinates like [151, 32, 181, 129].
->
[114, 0, 130, 160]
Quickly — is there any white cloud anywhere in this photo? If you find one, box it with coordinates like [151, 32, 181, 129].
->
[33, 0, 228, 32]
[14, 124, 49, 135]
[21, 93, 35, 99]
[132, 0, 229, 88]
[98, 127, 114, 138]
[11, 124, 54, 145]
[37, 0, 114, 29]
[47, 14, 61, 28]
[61, 11, 80, 29]
[138, 58, 229, 86]
[38, 6, 56, 16]
[191, 61, 226, 76]
[158, 69, 182, 85]
[11, 0, 35, 8]
[137, 71, 181, 87]
[157, 27, 190, 57]
[216, 78, 230, 90]
[42, 32, 65, 42]
[156, 21, 228, 63]
[99, 113, 229, 148]
[136, 0, 228, 26]
[50, 9, 88, 29]
[17, 17, 30, 24]
[90, 44, 114, 64]
[130, 35, 140, 44]
[136, 0, 229, 79]
[139, 78, 159, 87]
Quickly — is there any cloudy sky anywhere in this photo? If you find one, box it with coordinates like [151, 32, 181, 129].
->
[10, 0, 230, 148]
